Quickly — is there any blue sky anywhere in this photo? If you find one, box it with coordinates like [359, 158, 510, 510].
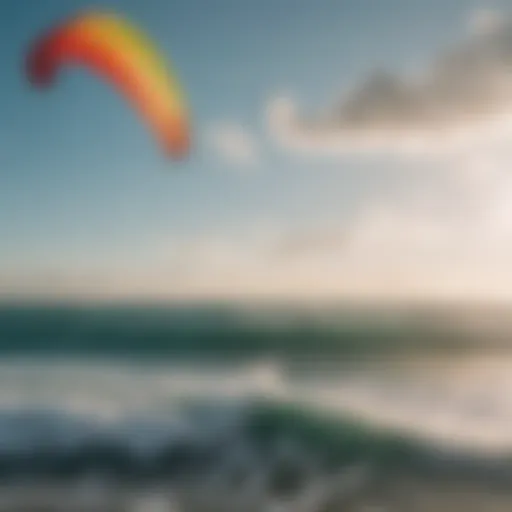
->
[2, 0, 512, 301]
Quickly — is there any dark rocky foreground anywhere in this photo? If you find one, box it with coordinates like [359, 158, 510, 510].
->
[0, 467, 510, 512]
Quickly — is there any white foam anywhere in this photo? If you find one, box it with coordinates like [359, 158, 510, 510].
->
[0, 354, 510, 455]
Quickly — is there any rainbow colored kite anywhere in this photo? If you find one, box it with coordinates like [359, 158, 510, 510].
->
[26, 10, 190, 159]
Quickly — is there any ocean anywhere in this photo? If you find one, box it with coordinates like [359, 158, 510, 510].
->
[0, 302, 511, 511]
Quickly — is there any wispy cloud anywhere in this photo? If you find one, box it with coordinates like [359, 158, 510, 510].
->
[5, 193, 512, 301]
[268, 8, 512, 156]
[161, 204, 512, 301]
[207, 122, 259, 167]
[468, 7, 504, 36]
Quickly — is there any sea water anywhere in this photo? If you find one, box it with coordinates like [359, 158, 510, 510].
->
[0, 302, 511, 511]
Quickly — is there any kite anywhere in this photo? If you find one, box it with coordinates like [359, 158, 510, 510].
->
[26, 10, 190, 158]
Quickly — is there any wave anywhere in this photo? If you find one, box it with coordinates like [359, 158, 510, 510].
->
[0, 397, 507, 484]
[1, 302, 510, 358]
[0, 354, 507, 510]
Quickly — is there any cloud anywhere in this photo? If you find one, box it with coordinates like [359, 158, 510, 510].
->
[332, 137, 512, 300]
[468, 8, 504, 36]
[5, 189, 512, 302]
[154, 134, 512, 302]
[207, 122, 259, 167]
[271, 228, 347, 260]
[268, 9, 512, 156]
[6, 148, 512, 303]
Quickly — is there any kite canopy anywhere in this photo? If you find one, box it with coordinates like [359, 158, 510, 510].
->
[27, 10, 190, 158]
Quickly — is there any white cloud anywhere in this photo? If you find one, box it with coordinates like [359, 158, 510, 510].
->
[268, 10, 512, 157]
[5, 184, 512, 302]
[150, 133, 512, 302]
[207, 122, 259, 167]
[6, 148, 512, 303]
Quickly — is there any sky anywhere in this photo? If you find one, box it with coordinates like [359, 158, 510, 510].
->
[2, 0, 512, 302]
